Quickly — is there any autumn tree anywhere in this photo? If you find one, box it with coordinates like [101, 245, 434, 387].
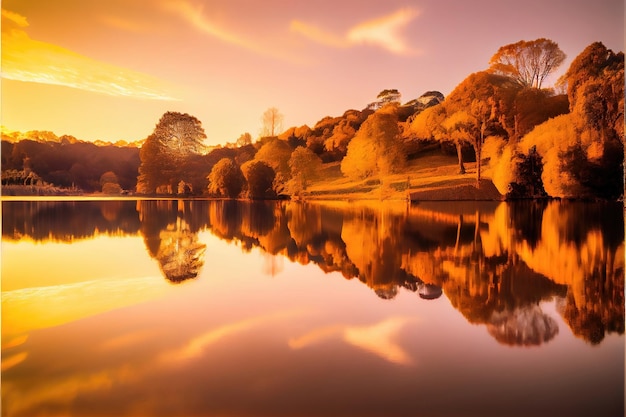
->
[207, 158, 245, 198]
[288, 146, 322, 196]
[241, 160, 276, 199]
[341, 105, 405, 182]
[153, 112, 206, 155]
[442, 112, 475, 176]
[442, 99, 491, 183]
[236, 132, 253, 147]
[261, 107, 284, 137]
[518, 42, 624, 199]
[377, 89, 401, 104]
[254, 137, 293, 193]
[100, 171, 122, 194]
[489, 38, 566, 89]
[137, 112, 207, 194]
[565, 42, 624, 142]
[324, 119, 356, 157]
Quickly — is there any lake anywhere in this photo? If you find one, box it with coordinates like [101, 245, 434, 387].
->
[1, 198, 624, 417]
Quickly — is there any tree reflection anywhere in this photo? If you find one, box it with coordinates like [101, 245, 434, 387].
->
[2, 198, 623, 345]
[137, 200, 208, 284]
[1, 200, 140, 241]
[278, 200, 623, 346]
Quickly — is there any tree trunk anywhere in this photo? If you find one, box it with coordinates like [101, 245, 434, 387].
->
[474, 143, 482, 187]
[456, 141, 466, 174]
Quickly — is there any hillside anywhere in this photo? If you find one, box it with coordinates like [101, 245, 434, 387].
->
[306, 151, 503, 201]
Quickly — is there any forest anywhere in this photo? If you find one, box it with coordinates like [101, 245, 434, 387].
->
[1, 39, 624, 200]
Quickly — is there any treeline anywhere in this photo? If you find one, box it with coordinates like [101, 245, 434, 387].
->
[1, 39, 623, 199]
[1, 136, 140, 193]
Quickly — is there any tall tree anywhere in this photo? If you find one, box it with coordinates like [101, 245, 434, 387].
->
[153, 112, 206, 155]
[137, 112, 207, 194]
[261, 107, 284, 137]
[489, 38, 566, 89]
[443, 105, 489, 184]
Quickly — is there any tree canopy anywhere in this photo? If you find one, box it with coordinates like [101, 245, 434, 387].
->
[288, 146, 322, 196]
[341, 105, 405, 181]
[137, 112, 207, 194]
[207, 158, 245, 198]
[489, 38, 566, 89]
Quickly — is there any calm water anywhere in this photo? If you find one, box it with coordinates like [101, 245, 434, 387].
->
[1, 198, 624, 417]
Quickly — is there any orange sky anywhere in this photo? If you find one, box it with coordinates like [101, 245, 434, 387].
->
[1, 0, 623, 146]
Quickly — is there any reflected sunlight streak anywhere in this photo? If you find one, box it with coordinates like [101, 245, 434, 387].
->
[1, 352, 28, 372]
[2, 276, 169, 337]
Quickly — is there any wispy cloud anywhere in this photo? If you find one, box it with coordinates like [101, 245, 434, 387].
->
[162, 0, 249, 49]
[162, 0, 299, 62]
[289, 21, 349, 49]
[291, 7, 419, 55]
[1, 8, 28, 27]
[1, 8, 177, 101]
[99, 14, 153, 34]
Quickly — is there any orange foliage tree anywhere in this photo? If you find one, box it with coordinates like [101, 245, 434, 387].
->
[341, 105, 405, 183]
[489, 38, 566, 89]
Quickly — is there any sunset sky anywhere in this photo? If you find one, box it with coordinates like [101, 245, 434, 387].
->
[1, 0, 623, 146]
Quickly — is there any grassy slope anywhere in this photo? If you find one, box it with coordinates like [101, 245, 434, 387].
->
[306, 151, 503, 201]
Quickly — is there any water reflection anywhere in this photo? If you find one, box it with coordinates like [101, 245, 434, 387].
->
[2, 199, 624, 347]
[137, 200, 207, 284]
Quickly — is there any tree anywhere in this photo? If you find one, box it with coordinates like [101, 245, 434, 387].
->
[236, 132, 253, 147]
[565, 42, 624, 142]
[242, 160, 276, 199]
[377, 89, 401, 103]
[100, 170, 122, 194]
[341, 105, 405, 182]
[207, 158, 245, 198]
[137, 112, 207, 194]
[368, 89, 402, 110]
[324, 119, 356, 157]
[261, 107, 284, 137]
[442, 112, 478, 176]
[489, 38, 566, 89]
[288, 147, 322, 196]
[254, 137, 293, 193]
